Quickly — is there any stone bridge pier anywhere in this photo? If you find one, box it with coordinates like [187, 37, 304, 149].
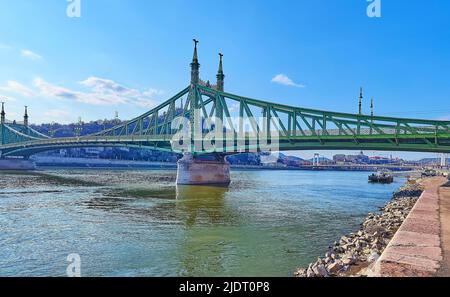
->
[176, 153, 231, 186]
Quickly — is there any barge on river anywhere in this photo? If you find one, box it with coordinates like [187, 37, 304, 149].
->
[369, 171, 394, 184]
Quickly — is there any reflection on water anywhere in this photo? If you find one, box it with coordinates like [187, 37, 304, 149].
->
[176, 186, 236, 276]
[83, 185, 236, 227]
[176, 185, 231, 227]
[0, 169, 405, 276]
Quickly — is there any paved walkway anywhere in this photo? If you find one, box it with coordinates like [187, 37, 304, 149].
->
[438, 181, 450, 276]
[370, 177, 447, 277]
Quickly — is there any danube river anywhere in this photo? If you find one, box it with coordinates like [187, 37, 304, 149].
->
[0, 169, 404, 276]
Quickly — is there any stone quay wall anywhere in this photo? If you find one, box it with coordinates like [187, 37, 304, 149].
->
[369, 177, 447, 277]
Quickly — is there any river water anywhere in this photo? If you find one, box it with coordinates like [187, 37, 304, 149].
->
[0, 169, 404, 276]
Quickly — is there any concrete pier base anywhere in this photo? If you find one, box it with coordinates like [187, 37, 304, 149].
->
[0, 159, 36, 170]
[176, 154, 230, 186]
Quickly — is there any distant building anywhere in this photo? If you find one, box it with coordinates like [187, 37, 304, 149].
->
[368, 156, 403, 165]
[332, 151, 377, 164]
[308, 156, 334, 165]
[333, 154, 346, 163]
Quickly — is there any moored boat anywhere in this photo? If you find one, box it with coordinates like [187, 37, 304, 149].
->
[368, 171, 394, 184]
[421, 169, 438, 178]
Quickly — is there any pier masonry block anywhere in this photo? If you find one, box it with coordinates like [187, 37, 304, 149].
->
[176, 153, 230, 186]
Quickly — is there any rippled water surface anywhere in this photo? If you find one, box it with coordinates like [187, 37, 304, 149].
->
[0, 169, 404, 276]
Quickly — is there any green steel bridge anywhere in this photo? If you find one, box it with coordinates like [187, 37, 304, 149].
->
[1, 41, 450, 159]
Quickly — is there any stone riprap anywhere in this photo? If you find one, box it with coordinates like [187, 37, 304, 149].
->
[295, 181, 425, 277]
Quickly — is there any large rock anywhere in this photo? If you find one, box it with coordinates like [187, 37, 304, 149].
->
[306, 264, 315, 277]
[342, 254, 357, 265]
[367, 252, 380, 263]
[306, 269, 315, 277]
[327, 262, 343, 275]
[316, 264, 329, 277]
[295, 269, 307, 277]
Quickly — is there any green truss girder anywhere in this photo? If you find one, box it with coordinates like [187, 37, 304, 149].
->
[1, 83, 450, 157]
[1, 124, 49, 145]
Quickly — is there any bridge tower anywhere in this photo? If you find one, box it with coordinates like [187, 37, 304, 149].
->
[358, 87, 363, 115]
[1, 102, 5, 124]
[190, 39, 200, 85]
[0, 102, 4, 148]
[24, 106, 29, 127]
[370, 98, 374, 134]
[176, 40, 231, 186]
[0, 102, 35, 169]
[370, 98, 374, 117]
[216, 53, 225, 92]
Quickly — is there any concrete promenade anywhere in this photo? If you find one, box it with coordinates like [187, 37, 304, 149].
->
[370, 176, 448, 277]
[438, 181, 450, 276]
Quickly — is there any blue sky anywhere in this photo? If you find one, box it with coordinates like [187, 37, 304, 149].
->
[0, 0, 449, 160]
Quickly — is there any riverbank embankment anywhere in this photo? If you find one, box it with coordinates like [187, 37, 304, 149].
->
[295, 179, 428, 277]
[30, 157, 420, 172]
[369, 177, 447, 276]
[438, 181, 450, 276]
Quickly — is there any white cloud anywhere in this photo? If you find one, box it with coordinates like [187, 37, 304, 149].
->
[271, 74, 305, 88]
[143, 88, 164, 98]
[0, 76, 163, 109]
[0, 94, 16, 102]
[79, 76, 162, 106]
[21, 49, 43, 60]
[0, 80, 35, 97]
[33, 76, 162, 107]
[34, 77, 80, 100]
[80, 77, 131, 94]
[134, 98, 158, 108]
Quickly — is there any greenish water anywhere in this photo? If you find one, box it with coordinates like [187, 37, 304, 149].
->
[0, 169, 404, 276]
